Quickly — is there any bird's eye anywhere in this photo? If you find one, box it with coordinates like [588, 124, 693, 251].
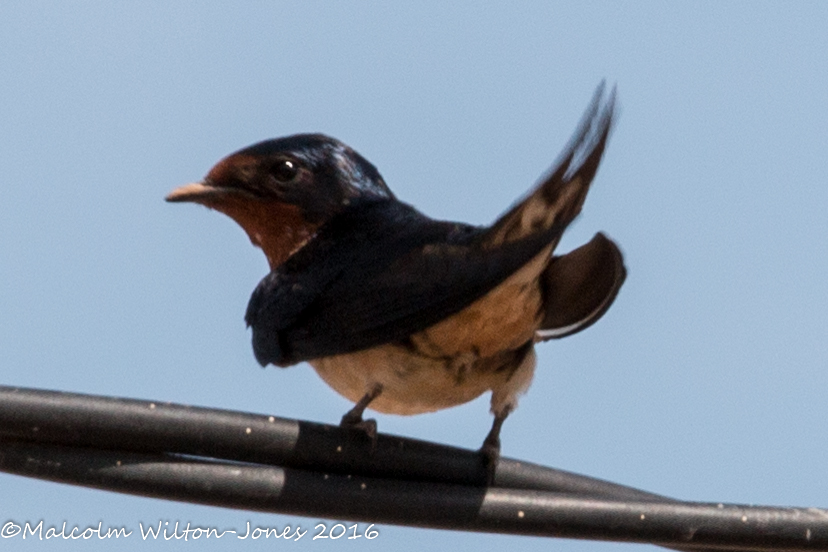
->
[271, 160, 299, 183]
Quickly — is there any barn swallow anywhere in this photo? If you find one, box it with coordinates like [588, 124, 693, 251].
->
[167, 84, 625, 468]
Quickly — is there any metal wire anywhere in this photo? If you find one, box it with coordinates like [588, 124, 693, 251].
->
[0, 385, 825, 550]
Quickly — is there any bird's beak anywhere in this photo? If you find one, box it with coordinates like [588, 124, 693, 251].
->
[165, 181, 223, 203]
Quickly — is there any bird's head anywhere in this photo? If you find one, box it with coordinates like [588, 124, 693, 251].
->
[166, 133, 392, 269]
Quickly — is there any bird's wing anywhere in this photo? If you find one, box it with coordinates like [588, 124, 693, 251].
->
[245, 199, 567, 366]
[480, 82, 615, 249]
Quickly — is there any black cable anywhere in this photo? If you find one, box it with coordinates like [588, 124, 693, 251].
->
[0, 385, 668, 497]
[0, 385, 825, 551]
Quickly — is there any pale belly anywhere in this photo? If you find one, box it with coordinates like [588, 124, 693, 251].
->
[309, 248, 550, 415]
[310, 344, 508, 414]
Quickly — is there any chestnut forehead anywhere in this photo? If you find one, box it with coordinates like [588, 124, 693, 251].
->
[205, 153, 258, 183]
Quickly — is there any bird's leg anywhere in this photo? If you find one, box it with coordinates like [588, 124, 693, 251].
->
[340, 383, 384, 442]
[479, 405, 512, 484]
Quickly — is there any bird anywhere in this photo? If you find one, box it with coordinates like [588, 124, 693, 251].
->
[166, 83, 625, 468]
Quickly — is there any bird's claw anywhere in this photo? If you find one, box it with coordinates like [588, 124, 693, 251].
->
[479, 435, 501, 485]
[340, 415, 379, 451]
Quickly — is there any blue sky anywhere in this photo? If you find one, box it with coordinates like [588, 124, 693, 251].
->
[1, 2, 827, 551]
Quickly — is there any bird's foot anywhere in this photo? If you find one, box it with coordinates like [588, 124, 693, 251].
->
[340, 412, 378, 438]
[479, 434, 501, 485]
[339, 383, 384, 452]
[340, 414, 379, 452]
[479, 405, 511, 485]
